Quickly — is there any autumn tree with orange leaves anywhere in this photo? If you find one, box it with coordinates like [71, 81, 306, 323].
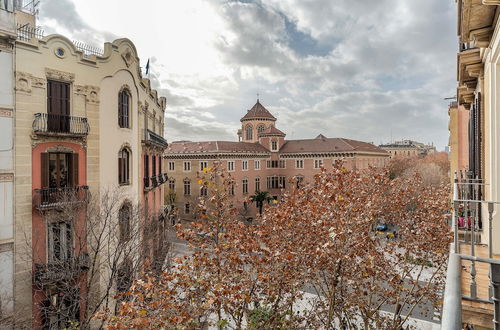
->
[104, 161, 450, 329]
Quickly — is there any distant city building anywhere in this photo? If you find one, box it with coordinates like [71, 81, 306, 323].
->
[378, 140, 436, 159]
[165, 100, 389, 221]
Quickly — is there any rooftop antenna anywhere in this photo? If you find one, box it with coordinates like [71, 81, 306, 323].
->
[390, 128, 393, 143]
[257, 92, 259, 102]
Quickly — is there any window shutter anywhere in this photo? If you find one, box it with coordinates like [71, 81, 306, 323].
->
[118, 156, 122, 183]
[41, 152, 49, 188]
[72, 153, 79, 187]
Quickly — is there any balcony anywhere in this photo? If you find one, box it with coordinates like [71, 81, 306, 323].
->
[442, 175, 500, 329]
[33, 113, 90, 137]
[33, 186, 89, 210]
[142, 129, 168, 149]
[143, 174, 168, 192]
[34, 253, 90, 288]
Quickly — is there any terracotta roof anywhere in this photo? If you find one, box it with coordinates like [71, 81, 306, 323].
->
[280, 138, 388, 154]
[241, 100, 277, 121]
[166, 141, 269, 154]
[258, 126, 286, 137]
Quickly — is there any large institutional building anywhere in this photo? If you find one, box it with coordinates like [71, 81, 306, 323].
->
[0, 3, 168, 328]
[378, 140, 436, 159]
[165, 100, 389, 220]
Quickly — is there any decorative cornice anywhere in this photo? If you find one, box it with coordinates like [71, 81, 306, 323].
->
[469, 27, 492, 48]
[31, 135, 87, 150]
[466, 63, 484, 78]
[482, 0, 500, 5]
[45, 68, 75, 82]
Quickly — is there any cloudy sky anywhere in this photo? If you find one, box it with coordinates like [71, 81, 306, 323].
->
[38, 0, 456, 150]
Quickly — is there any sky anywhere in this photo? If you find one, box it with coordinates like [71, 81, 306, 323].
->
[37, 0, 457, 150]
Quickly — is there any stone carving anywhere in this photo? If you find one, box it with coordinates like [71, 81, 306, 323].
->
[121, 48, 134, 67]
[32, 77, 46, 89]
[0, 108, 13, 117]
[0, 173, 14, 182]
[45, 68, 75, 82]
[74, 84, 100, 104]
[45, 145, 76, 153]
[15, 72, 32, 93]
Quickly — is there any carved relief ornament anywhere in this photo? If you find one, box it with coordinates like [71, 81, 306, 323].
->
[45, 68, 75, 82]
[75, 84, 100, 104]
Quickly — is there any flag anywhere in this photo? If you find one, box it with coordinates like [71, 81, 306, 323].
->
[145, 59, 150, 76]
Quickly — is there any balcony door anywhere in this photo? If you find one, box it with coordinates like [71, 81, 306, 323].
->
[41, 152, 79, 189]
[47, 80, 70, 133]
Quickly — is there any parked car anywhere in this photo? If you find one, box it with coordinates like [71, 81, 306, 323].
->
[376, 224, 388, 232]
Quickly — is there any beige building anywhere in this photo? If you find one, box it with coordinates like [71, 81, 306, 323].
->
[443, 1, 500, 329]
[165, 100, 389, 221]
[379, 140, 436, 159]
[3, 6, 168, 328]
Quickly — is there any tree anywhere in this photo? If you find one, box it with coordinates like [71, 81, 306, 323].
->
[27, 188, 170, 329]
[249, 190, 273, 215]
[107, 162, 450, 329]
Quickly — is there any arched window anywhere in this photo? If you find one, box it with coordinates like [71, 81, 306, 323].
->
[118, 89, 130, 128]
[118, 148, 130, 185]
[200, 185, 208, 197]
[257, 124, 265, 134]
[245, 124, 253, 140]
[118, 203, 131, 242]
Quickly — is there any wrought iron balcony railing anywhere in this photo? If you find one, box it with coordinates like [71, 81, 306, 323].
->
[151, 175, 159, 188]
[34, 253, 90, 287]
[144, 177, 151, 191]
[33, 186, 89, 210]
[33, 113, 90, 136]
[442, 173, 499, 329]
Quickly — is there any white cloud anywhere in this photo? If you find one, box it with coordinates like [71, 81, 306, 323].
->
[37, 0, 456, 149]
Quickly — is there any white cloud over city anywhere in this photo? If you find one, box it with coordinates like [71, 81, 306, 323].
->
[38, 0, 456, 149]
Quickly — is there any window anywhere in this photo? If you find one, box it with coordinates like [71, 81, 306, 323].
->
[200, 185, 208, 197]
[48, 222, 72, 262]
[168, 161, 175, 171]
[118, 148, 131, 185]
[242, 160, 248, 171]
[47, 80, 70, 133]
[314, 159, 323, 169]
[152, 155, 156, 176]
[266, 160, 285, 169]
[227, 161, 235, 172]
[118, 204, 131, 243]
[296, 176, 304, 189]
[184, 203, 190, 214]
[242, 179, 248, 194]
[255, 177, 260, 192]
[257, 124, 265, 134]
[118, 89, 130, 128]
[183, 179, 191, 195]
[229, 181, 235, 196]
[168, 178, 175, 191]
[271, 139, 278, 151]
[254, 160, 260, 170]
[183, 161, 191, 172]
[41, 152, 78, 189]
[267, 176, 286, 189]
[296, 159, 304, 169]
[246, 124, 253, 140]
[117, 260, 132, 293]
[200, 161, 208, 171]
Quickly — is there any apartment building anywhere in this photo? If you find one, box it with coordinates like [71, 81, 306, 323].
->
[165, 100, 389, 221]
[0, 3, 168, 328]
[442, 1, 500, 329]
[379, 139, 436, 159]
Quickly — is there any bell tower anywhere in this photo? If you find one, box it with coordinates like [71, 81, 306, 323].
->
[239, 99, 277, 143]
